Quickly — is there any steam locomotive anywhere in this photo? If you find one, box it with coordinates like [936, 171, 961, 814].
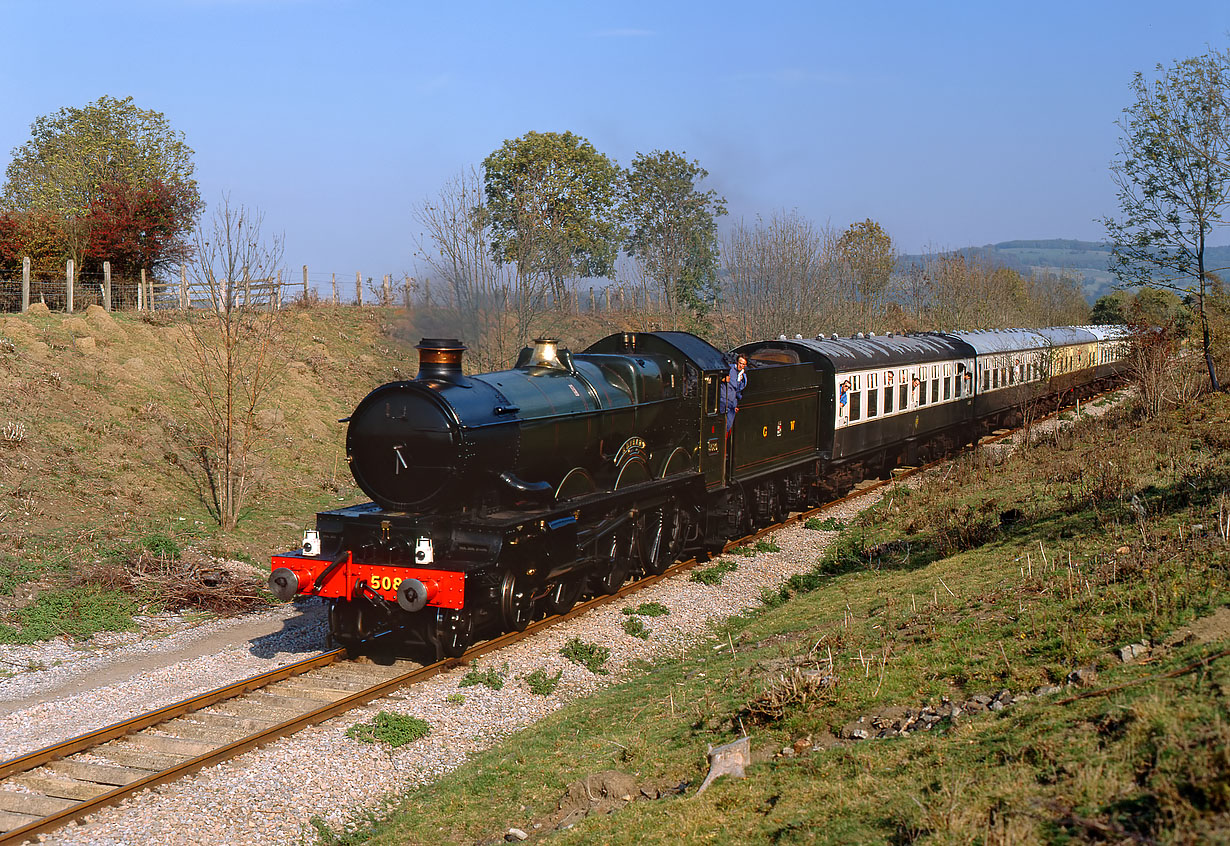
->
[269, 326, 1128, 658]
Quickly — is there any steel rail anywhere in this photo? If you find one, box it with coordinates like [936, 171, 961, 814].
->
[0, 647, 348, 782]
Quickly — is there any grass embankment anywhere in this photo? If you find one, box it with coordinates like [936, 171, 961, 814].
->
[0, 305, 407, 644]
[329, 394, 1230, 845]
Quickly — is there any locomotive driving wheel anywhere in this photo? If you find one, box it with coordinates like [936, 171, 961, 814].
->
[639, 501, 685, 576]
[500, 570, 534, 632]
[436, 608, 474, 659]
[544, 574, 585, 616]
[592, 525, 634, 595]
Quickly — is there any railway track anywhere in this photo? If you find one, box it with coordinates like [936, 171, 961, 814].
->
[0, 390, 1113, 844]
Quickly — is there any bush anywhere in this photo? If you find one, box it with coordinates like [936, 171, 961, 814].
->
[561, 638, 610, 674]
[525, 668, 564, 696]
[142, 533, 181, 559]
[459, 662, 506, 690]
[622, 616, 650, 640]
[690, 559, 738, 586]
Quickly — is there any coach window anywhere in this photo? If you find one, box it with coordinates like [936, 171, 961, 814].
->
[918, 375, 927, 405]
[899, 381, 908, 409]
[867, 388, 878, 417]
[932, 376, 940, 402]
[849, 390, 862, 421]
[884, 383, 894, 413]
[993, 368, 999, 389]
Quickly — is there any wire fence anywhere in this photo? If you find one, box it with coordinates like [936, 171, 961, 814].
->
[0, 260, 668, 315]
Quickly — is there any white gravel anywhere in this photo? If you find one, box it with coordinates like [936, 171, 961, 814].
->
[3, 391, 1127, 845]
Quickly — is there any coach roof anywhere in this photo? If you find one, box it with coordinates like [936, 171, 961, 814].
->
[737, 333, 974, 372]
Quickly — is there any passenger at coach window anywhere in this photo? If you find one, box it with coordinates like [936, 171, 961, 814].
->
[839, 379, 851, 418]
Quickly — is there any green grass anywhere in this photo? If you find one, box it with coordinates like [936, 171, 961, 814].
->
[561, 638, 610, 675]
[689, 559, 739, 585]
[345, 712, 431, 748]
[622, 602, 670, 617]
[320, 393, 1230, 846]
[804, 516, 847, 532]
[0, 587, 138, 643]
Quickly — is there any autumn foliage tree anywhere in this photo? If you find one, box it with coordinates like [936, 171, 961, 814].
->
[1, 95, 200, 284]
[84, 179, 199, 278]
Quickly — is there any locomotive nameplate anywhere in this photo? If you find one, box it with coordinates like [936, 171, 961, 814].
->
[614, 436, 647, 465]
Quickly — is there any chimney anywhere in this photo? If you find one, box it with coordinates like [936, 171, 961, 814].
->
[416, 338, 467, 382]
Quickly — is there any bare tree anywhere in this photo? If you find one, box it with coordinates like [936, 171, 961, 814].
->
[1103, 52, 1230, 392]
[721, 210, 842, 344]
[414, 169, 550, 371]
[176, 197, 287, 530]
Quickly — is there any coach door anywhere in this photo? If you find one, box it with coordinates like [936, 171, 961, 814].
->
[701, 372, 727, 488]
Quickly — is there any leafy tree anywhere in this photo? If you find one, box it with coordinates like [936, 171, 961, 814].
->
[836, 219, 896, 326]
[1090, 291, 1130, 324]
[2, 95, 200, 278]
[482, 131, 622, 303]
[622, 150, 726, 325]
[1102, 52, 1230, 392]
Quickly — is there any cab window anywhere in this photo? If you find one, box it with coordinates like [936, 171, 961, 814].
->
[705, 374, 720, 415]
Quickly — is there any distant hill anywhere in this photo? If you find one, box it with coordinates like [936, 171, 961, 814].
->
[899, 239, 1230, 303]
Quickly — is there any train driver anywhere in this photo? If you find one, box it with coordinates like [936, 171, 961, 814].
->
[721, 355, 747, 438]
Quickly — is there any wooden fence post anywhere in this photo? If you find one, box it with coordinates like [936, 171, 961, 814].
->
[331, 272, 337, 304]
[141, 269, 148, 312]
[383, 274, 391, 305]
[355, 271, 362, 306]
[22, 256, 30, 312]
[67, 259, 74, 313]
[276, 269, 283, 309]
[180, 265, 187, 310]
[302, 265, 309, 302]
[103, 262, 112, 311]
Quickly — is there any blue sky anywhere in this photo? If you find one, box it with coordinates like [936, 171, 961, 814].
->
[1, 0, 1228, 287]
